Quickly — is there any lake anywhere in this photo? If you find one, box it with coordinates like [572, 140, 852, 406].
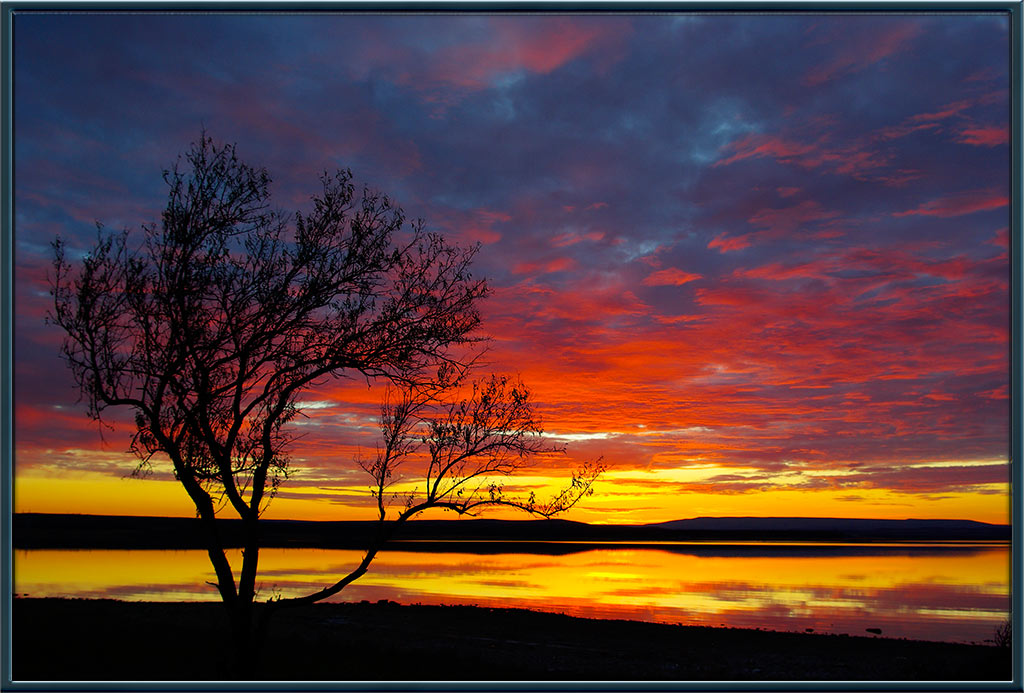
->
[14, 542, 1009, 644]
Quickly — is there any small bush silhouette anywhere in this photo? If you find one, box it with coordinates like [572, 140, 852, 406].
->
[993, 619, 1011, 648]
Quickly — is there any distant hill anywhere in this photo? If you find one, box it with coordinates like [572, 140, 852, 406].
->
[645, 517, 1009, 540]
[12, 513, 1010, 550]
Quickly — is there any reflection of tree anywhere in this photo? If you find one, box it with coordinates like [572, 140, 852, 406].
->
[50, 133, 601, 673]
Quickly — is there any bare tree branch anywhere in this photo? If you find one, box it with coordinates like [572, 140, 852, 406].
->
[272, 370, 605, 610]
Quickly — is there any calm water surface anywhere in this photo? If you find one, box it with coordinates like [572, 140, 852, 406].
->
[14, 543, 1009, 644]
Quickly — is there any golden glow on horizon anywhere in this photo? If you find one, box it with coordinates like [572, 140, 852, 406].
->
[15, 467, 1011, 525]
[16, 475, 199, 518]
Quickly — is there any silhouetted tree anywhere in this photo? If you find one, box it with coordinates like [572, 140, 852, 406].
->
[49, 134, 601, 672]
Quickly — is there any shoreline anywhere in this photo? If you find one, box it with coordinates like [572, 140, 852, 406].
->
[11, 597, 1010, 682]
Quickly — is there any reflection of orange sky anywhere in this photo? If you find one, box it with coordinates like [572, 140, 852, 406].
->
[15, 545, 1010, 642]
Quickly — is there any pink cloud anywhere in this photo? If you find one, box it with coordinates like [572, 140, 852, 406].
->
[551, 230, 605, 248]
[643, 268, 702, 287]
[958, 125, 1008, 147]
[705, 201, 843, 254]
[421, 18, 630, 92]
[876, 121, 941, 141]
[715, 134, 816, 168]
[707, 233, 752, 253]
[493, 20, 615, 75]
[734, 261, 829, 282]
[748, 200, 841, 234]
[460, 209, 512, 244]
[733, 247, 981, 290]
[341, 18, 632, 116]
[716, 131, 900, 185]
[802, 22, 921, 87]
[831, 150, 891, 177]
[907, 99, 973, 123]
[978, 385, 1009, 400]
[869, 170, 923, 187]
[428, 207, 511, 245]
[478, 210, 512, 224]
[462, 226, 502, 244]
[989, 227, 1010, 249]
[965, 67, 1002, 83]
[871, 95, 1007, 152]
[894, 190, 1008, 218]
[512, 256, 577, 275]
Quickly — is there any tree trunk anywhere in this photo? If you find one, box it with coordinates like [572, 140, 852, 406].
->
[226, 599, 279, 679]
[227, 599, 257, 679]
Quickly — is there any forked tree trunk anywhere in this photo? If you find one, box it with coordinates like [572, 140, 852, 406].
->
[227, 598, 281, 679]
[227, 521, 271, 678]
[227, 598, 271, 678]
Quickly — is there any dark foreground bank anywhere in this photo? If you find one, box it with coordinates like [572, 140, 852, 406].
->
[12, 598, 1010, 682]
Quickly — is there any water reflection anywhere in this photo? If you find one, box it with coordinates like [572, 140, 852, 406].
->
[386, 539, 1005, 558]
[14, 543, 1009, 644]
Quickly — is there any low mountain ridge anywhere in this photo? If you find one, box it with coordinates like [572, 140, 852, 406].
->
[647, 516, 1003, 532]
[12, 512, 1009, 549]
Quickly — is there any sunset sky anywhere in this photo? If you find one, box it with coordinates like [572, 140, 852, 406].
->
[12, 12, 1012, 524]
